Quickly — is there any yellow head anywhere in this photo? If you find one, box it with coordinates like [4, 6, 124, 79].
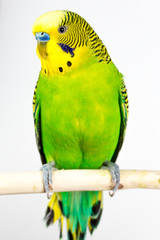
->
[32, 10, 111, 76]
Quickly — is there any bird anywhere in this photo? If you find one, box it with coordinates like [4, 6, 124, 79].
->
[32, 10, 128, 240]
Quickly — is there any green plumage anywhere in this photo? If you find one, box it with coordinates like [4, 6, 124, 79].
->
[35, 62, 124, 169]
[33, 10, 128, 240]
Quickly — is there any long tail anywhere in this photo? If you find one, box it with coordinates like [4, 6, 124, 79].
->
[44, 191, 103, 240]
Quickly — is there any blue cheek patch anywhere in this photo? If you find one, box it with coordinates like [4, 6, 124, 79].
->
[58, 43, 75, 57]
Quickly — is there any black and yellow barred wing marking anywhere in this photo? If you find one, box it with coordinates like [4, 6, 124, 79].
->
[32, 80, 38, 115]
[58, 11, 111, 63]
[111, 76, 129, 163]
[120, 79, 129, 124]
[33, 81, 47, 165]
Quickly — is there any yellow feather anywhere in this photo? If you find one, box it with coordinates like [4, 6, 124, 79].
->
[32, 10, 65, 35]
[32, 10, 110, 77]
[48, 193, 62, 223]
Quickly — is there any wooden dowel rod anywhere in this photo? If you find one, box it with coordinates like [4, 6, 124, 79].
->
[0, 170, 160, 195]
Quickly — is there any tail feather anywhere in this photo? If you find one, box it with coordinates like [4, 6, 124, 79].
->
[79, 232, 86, 240]
[88, 209, 103, 234]
[67, 222, 86, 240]
[44, 193, 62, 227]
[44, 191, 103, 240]
[59, 216, 64, 239]
[88, 192, 103, 234]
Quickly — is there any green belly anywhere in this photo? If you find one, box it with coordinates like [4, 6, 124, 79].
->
[38, 64, 121, 169]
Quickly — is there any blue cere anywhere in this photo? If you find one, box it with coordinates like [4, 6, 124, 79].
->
[36, 32, 50, 42]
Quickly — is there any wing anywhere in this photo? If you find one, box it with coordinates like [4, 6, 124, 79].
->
[33, 82, 47, 164]
[111, 76, 129, 163]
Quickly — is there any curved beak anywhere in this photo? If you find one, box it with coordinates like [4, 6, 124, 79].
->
[35, 32, 50, 59]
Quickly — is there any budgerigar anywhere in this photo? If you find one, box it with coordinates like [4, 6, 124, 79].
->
[32, 10, 128, 240]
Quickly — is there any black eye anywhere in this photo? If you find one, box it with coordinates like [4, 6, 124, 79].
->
[58, 26, 67, 34]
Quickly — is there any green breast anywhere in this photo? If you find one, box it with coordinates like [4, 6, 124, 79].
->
[37, 62, 121, 169]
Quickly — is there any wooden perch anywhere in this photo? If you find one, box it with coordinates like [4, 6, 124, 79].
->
[0, 170, 160, 195]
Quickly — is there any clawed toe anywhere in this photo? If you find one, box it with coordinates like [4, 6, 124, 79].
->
[41, 162, 56, 199]
[102, 161, 120, 197]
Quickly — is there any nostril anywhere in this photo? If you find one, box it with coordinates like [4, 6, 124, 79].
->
[35, 32, 50, 42]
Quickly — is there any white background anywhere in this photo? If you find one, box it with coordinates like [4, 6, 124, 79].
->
[0, 0, 160, 239]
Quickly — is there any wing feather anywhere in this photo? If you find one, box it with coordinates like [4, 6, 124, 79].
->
[111, 76, 128, 163]
[33, 82, 47, 164]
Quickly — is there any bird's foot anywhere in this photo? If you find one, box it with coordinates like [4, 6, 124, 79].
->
[101, 161, 120, 197]
[40, 162, 57, 199]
